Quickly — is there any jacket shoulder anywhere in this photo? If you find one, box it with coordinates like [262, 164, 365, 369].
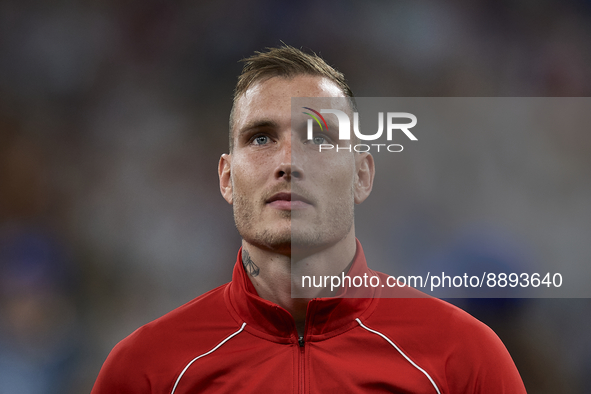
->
[364, 295, 526, 393]
[91, 282, 240, 394]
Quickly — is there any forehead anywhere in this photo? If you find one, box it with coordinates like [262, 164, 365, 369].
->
[232, 75, 347, 132]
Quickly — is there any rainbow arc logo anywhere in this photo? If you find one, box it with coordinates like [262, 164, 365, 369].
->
[302, 107, 329, 132]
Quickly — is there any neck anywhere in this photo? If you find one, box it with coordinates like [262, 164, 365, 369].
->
[241, 230, 357, 336]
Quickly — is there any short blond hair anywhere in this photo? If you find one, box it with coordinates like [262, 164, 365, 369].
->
[229, 45, 354, 150]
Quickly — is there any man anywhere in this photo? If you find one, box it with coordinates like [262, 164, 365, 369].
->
[92, 45, 526, 393]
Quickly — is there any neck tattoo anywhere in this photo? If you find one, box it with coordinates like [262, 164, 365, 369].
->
[242, 250, 260, 277]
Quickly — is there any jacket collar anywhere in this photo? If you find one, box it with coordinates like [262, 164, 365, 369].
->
[225, 240, 378, 341]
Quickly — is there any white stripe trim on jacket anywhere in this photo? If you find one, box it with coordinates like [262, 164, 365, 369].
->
[170, 322, 247, 394]
[356, 318, 441, 394]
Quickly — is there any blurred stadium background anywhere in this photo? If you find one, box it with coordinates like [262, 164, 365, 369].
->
[1, 0, 590, 392]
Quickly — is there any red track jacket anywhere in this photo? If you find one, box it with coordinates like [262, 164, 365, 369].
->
[92, 242, 526, 393]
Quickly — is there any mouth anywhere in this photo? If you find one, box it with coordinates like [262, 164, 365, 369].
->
[266, 192, 313, 210]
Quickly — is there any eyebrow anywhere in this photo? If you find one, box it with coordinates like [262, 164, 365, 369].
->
[323, 119, 339, 131]
[237, 119, 280, 137]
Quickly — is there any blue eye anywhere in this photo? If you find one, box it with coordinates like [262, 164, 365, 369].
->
[312, 135, 326, 145]
[253, 135, 269, 145]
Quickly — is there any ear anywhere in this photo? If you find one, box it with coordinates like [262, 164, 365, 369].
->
[354, 152, 375, 204]
[218, 153, 233, 204]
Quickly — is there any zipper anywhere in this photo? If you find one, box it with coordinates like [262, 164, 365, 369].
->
[298, 336, 305, 393]
[298, 299, 315, 394]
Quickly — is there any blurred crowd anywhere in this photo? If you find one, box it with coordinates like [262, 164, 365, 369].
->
[1, 0, 590, 392]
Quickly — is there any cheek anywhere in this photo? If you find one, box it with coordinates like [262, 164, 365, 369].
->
[232, 168, 254, 196]
[308, 156, 356, 190]
[231, 157, 268, 195]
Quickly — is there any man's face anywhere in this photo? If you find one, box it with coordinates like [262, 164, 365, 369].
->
[219, 75, 372, 255]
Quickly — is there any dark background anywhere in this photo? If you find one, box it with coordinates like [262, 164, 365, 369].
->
[0, 0, 590, 392]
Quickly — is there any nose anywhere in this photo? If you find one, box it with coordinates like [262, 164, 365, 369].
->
[274, 135, 304, 180]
